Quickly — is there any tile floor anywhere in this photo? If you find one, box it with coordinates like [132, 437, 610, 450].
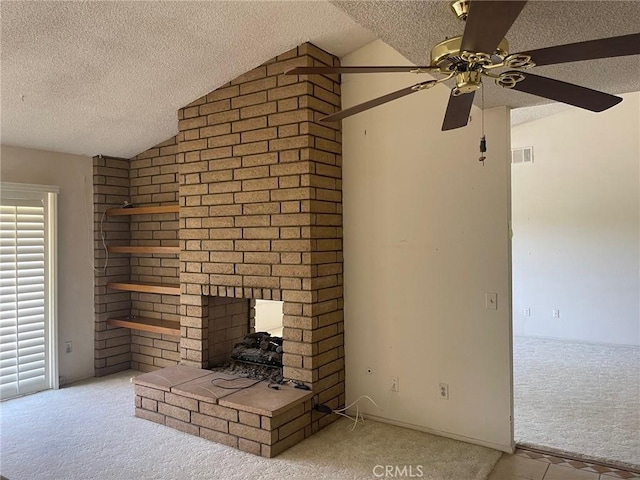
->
[489, 448, 640, 480]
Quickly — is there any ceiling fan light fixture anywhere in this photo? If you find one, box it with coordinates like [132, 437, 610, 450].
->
[453, 71, 482, 95]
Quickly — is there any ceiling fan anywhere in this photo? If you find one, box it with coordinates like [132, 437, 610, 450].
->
[285, 0, 640, 131]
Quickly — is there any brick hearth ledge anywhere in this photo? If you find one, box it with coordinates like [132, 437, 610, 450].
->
[134, 365, 313, 457]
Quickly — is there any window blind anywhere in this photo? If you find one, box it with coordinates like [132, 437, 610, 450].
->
[0, 200, 48, 398]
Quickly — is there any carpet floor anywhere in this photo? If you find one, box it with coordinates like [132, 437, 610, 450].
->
[1, 370, 501, 480]
[513, 336, 640, 471]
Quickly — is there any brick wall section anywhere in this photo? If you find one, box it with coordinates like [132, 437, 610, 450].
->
[179, 293, 209, 367]
[93, 155, 132, 376]
[93, 139, 184, 374]
[128, 137, 181, 372]
[208, 297, 255, 366]
[176, 43, 344, 432]
[135, 382, 312, 457]
[129, 136, 179, 206]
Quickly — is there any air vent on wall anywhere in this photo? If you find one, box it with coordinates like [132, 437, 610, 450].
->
[511, 146, 534, 164]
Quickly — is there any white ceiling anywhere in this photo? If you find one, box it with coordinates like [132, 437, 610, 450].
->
[0, 1, 374, 158]
[1, 1, 639, 158]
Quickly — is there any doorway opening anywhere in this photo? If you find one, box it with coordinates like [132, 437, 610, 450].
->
[510, 100, 640, 470]
[0, 183, 59, 400]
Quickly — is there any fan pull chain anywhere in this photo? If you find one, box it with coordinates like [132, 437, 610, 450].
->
[479, 84, 487, 165]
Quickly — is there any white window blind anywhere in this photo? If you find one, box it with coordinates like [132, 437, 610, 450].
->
[1, 183, 57, 400]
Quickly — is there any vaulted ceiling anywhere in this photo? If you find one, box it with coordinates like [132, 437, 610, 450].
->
[1, 1, 638, 158]
[0, 1, 374, 158]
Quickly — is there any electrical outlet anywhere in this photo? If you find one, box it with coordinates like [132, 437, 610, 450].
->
[390, 376, 399, 392]
[523, 308, 531, 317]
[65, 341, 72, 354]
[439, 383, 449, 400]
[486, 293, 498, 310]
[553, 309, 560, 319]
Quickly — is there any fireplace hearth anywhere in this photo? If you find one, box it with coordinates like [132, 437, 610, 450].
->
[134, 364, 313, 457]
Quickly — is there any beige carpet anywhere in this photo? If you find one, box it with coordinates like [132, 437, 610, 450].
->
[1, 370, 501, 480]
[514, 336, 640, 471]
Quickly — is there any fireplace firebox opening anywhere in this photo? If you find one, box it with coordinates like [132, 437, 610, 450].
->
[254, 300, 283, 337]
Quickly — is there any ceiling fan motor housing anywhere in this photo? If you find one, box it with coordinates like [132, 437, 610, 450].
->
[431, 34, 512, 96]
[430, 36, 510, 70]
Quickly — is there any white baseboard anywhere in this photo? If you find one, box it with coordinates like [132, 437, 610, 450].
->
[346, 410, 514, 454]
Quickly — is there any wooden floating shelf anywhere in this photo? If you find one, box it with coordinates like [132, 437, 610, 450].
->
[107, 316, 180, 336]
[106, 205, 179, 216]
[107, 282, 180, 295]
[107, 245, 179, 254]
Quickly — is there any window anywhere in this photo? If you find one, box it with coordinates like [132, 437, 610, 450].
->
[0, 183, 58, 399]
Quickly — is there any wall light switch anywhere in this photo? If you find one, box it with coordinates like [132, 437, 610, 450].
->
[553, 309, 560, 318]
[486, 293, 498, 310]
[390, 376, 399, 392]
[523, 308, 531, 317]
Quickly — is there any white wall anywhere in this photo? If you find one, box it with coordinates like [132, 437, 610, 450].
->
[1, 145, 95, 383]
[511, 92, 640, 346]
[342, 41, 513, 452]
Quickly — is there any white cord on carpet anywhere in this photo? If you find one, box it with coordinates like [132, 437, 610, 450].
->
[332, 395, 380, 431]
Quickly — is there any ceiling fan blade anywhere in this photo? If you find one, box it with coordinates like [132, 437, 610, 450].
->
[515, 33, 640, 67]
[461, 0, 527, 54]
[503, 71, 622, 112]
[285, 66, 437, 75]
[321, 84, 422, 122]
[442, 91, 475, 131]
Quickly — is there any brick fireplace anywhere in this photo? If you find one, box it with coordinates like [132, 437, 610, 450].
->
[94, 43, 344, 456]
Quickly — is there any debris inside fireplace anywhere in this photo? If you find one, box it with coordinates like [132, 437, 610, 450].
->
[211, 332, 284, 383]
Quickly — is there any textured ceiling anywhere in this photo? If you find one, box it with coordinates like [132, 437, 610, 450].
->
[2, 2, 639, 158]
[335, 0, 640, 114]
[0, 1, 374, 158]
